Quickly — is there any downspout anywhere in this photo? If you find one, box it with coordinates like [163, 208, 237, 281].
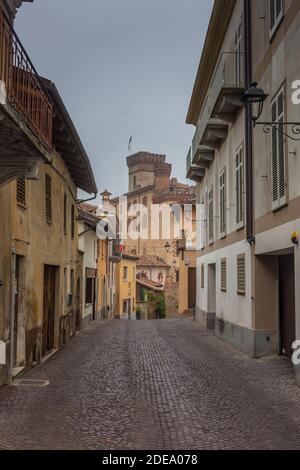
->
[244, 0, 255, 244]
[9, 244, 16, 383]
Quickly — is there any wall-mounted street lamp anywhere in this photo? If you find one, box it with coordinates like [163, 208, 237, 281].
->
[243, 82, 300, 141]
[164, 241, 171, 253]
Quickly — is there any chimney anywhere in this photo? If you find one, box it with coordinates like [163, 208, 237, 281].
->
[154, 163, 172, 190]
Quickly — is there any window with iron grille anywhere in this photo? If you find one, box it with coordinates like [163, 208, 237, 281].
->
[237, 254, 246, 295]
[63, 194, 67, 234]
[45, 173, 52, 223]
[270, 0, 284, 37]
[201, 263, 205, 289]
[235, 145, 244, 228]
[208, 186, 214, 243]
[16, 177, 26, 206]
[271, 88, 287, 210]
[221, 258, 227, 292]
[220, 169, 226, 236]
[71, 204, 75, 239]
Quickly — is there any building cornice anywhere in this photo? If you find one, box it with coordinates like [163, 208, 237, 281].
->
[186, 0, 236, 126]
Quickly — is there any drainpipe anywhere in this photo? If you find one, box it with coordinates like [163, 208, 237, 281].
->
[9, 245, 16, 383]
[244, 0, 255, 244]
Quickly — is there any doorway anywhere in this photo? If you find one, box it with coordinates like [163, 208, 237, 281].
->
[188, 267, 196, 309]
[207, 263, 216, 315]
[75, 277, 81, 332]
[42, 265, 57, 356]
[13, 255, 26, 369]
[279, 254, 296, 358]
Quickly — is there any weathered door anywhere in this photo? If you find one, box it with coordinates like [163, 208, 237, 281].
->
[13, 256, 20, 367]
[279, 254, 296, 358]
[188, 267, 196, 309]
[42, 265, 56, 356]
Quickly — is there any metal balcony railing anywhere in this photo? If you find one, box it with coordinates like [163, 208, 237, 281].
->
[186, 146, 192, 177]
[191, 94, 225, 161]
[210, 51, 245, 116]
[0, 8, 52, 151]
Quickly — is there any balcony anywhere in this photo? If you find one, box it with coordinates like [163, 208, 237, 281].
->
[191, 94, 228, 160]
[0, 8, 53, 186]
[210, 51, 245, 121]
[186, 146, 205, 183]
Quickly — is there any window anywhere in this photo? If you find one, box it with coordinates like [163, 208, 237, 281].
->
[71, 204, 75, 239]
[220, 169, 226, 237]
[234, 21, 243, 86]
[176, 269, 180, 283]
[237, 254, 246, 295]
[235, 145, 244, 228]
[271, 88, 287, 210]
[16, 177, 26, 206]
[208, 186, 214, 243]
[270, 0, 284, 38]
[123, 266, 128, 281]
[133, 176, 137, 188]
[221, 258, 227, 292]
[201, 264, 205, 289]
[63, 194, 67, 234]
[45, 173, 52, 223]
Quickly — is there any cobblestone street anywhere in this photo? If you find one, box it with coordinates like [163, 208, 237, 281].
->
[1, 318, 300, 450]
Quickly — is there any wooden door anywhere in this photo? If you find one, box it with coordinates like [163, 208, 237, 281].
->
[13, 256, 20, 367]
[279, 254, 296, 358]
[188, 268, 196, 309]
[42, 265, 56, 355]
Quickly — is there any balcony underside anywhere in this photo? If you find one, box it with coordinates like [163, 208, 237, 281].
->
[193, 145, 215, 166]
[211, 86, 244, 121]
[201, 120, 228, 150]
[0, 102, 51, 187]
[186, 165, 205, 183]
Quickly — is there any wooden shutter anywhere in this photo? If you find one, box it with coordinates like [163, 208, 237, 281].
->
[208, 186, 214, 242]
[236, 146, 244, 226]
[271, 89, 286, 209]
[237, 254, 246, 295]
[45, 173, 52, 223]
[220, 169, 226, 235]
[16, 177, 26, 206]
[64, 194, 67, 234]
[221, 258, 227, 292]
[71, 204, 75, 239]
[201, 263, 205, 289]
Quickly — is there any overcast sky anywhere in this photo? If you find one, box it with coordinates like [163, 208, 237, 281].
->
[16, 0, 213, 199]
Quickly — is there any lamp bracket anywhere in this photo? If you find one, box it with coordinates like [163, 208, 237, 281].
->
[254, 121, 300, 141]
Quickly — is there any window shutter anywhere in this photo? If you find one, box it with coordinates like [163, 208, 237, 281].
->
[64, 194, 67, 234]
[271, 89, 286, 209]
[208, 186, 214, 242]
[237, 254, 246, 295]
[220, 169, 226, 235]
[16, 177, 26, 205]
[235, 146, 244, 226]
[270, 0, 283, 35]
[71, 205, 75, 239]
[221, 258, 227, 292]
[45, 173, 52, 223]
[201, 264, 205, 289]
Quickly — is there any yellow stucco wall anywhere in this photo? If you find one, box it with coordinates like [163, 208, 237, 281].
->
[115, 256, 137, 317]
[0, 149, 79, 377]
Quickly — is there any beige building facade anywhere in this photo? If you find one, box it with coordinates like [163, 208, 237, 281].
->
[0, 79, 97, 386]
[187, 0, 300, 382]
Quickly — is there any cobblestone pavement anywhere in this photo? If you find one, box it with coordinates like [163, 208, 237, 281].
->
[1, 318, 300, 449]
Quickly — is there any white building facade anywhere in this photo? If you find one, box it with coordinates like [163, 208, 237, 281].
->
[186, 0, 300, 383]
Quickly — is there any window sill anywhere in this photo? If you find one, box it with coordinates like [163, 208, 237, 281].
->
[236, 222, 245, 232]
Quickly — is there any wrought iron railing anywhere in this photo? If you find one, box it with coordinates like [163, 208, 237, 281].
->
[0, 9, 52, 151]
[210, 51, 245, 116]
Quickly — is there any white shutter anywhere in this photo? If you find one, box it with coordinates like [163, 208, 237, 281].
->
[270, 0, 284, 36]
[271, 89, 286, 210]
[220, 169, 226, 236]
